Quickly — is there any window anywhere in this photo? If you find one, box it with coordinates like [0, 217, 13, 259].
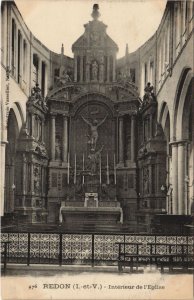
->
[23, 40, 27, 83]
[11, 19, 16, 76]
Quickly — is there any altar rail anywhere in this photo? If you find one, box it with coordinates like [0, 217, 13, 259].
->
[1, 232, 194, 267]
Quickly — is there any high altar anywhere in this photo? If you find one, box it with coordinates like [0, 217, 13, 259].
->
[14, 5, 166, 232]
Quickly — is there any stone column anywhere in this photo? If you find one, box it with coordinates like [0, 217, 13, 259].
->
[178, 141, 186, 214]
[38, 57, 42, 87]
[31, 114, 35, 137]
[118, 116, 124, 164]
[0, 141, 7, 216]
[74, 55, 77, 82]
[99, 59, 104, 83]
[62, 115, 68, 162]
[131, 115, 135, 162]
[149, 114, 153, 138]
[86, 62, 90, 82]
[171, 143, 178, 214]
[112, 56, 116, 82]
[51, 114, 56, 160]
[22, 154, 27, 206]
[107, 56, 110, 82]
[80, 56, 83, 82]
[41, 119, 45, 143]
[31, 163, 34, 195]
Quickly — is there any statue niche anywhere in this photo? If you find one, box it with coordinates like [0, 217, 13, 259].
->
[90, 60, 99, 81]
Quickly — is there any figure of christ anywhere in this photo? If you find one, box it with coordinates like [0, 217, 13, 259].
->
[81, 114, 108, 150]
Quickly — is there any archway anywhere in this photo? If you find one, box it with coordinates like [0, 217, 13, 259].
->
[173, 72, 194, 215]
[158, 101, 171, 212]
[4, 109, 19, 214]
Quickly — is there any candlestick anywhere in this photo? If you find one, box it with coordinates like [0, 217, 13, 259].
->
[82, 153, 85, 185]
[114, 153, 116, 185]
[99, 154, 102, 184]
[67, 152, 70, 185]
[107, 152, 109, 185]
[74, 153, 76, 184]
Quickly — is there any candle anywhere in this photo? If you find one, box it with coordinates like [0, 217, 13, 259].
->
[114, 153, 116, 185]
[99, 154, 102, 184]
[82, 153, 85, 185]
[67, 152, 70, 185]
[107, 153, 109, 185]
[74, 153, 76, 184]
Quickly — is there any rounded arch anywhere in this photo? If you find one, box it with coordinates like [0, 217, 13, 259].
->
[11, 102, 25, 131]
[176, 75, 193, 140]
[71, 92, 115, 117]
[4, 108, 20, 213]
[158, 101, 170, 141]
[172, 67, 192, 140]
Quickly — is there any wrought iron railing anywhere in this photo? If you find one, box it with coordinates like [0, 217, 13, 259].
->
[1, 232, 194, 267]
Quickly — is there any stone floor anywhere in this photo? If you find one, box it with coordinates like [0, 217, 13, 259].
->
[1, 263, 194, 276]
[1, 265, 193, 300]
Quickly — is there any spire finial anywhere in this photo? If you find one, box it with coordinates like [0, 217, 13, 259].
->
[91, 4, 100, 20]
[125, 43, 129, 56]
[61, 43, 64, 55]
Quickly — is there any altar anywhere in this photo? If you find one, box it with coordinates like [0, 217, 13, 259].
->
[60, 195, 123, 232]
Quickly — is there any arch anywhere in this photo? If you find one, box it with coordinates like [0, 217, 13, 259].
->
[4, 108, 20, 213]
[176, 75, 193, 140]
[172, 67, 192, 140]
[158, 101, 170, 141]
[11, 101, 25, 131]
[71, 92, 115, 117]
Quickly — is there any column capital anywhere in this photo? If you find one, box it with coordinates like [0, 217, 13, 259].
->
[50, 113, 57, 118]
[118, 115, 124, 121]
[131, 113, 137, 120]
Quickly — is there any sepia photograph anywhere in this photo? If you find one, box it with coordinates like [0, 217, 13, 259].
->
[0, 0, 194, 299]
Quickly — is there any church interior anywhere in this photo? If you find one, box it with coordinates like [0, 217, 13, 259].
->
[1, 1, 194, 234]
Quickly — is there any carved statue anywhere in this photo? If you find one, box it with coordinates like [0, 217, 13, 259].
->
[91, 60, 98, 81]
[55, 139, 61, 160]
[142, 82, 155, 106]
[81, 114, 108, 150]
[55, 70, 71, 87]
[143, 167, 149, 194]
[29, 83, 47, 111]
[34, 166, 40, 193]
[87, 146, 104, 175]
[31, 83, 42, 100]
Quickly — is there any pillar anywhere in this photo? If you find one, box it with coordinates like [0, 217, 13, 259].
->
[149, 114, 153, 138]
[171, 143, 178, 214]
[0, 142, 7, 216]
[80, 56, 83, 82]
[62, 115, 68, 162]
[74, 55, 77, 82]
[38, 57, 42, 88]
[42, 119, 45, 143]
[51, 114, 56, 160]
[107, 56, 110, 82]
[22, 154, 27, 206]
[99, 58, 104, 83]
[86, 62, 90, 82]
[118, 116, 124, 164]
[178, 142, 186, 214]
[31, 114, 35, 137]
[31, 163, 34, 195]
[112, 56, 116, 82]
[131, 115, 135, 162]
